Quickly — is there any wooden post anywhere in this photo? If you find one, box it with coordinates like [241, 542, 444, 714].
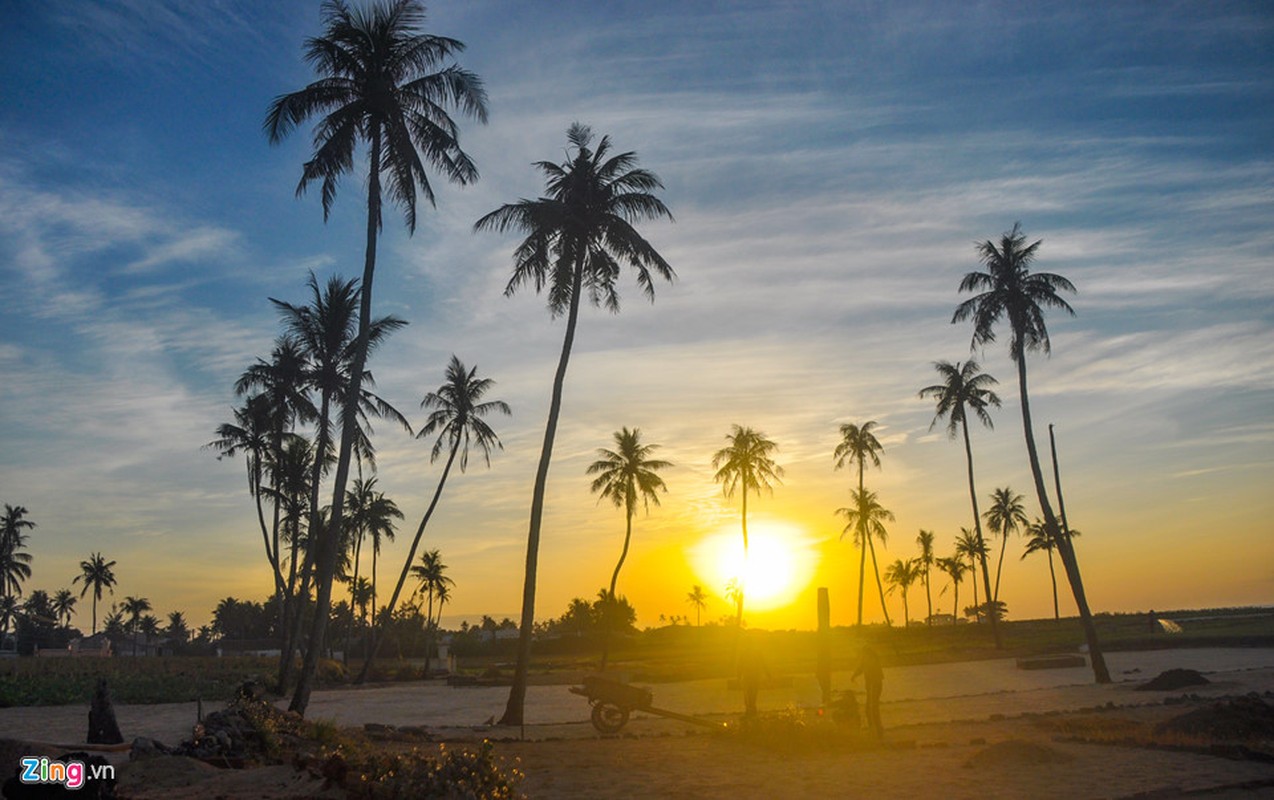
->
[817, 587, 831, 706]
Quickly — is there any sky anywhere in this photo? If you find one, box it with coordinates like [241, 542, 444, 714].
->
[1, 1, 1271, 632]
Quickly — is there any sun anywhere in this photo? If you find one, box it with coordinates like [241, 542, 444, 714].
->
[689, 521, 816, 612]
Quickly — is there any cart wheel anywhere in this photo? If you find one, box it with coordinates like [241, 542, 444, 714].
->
[590, 702, 630, 734]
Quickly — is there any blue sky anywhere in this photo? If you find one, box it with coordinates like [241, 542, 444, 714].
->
[1, 1, 1271, 630]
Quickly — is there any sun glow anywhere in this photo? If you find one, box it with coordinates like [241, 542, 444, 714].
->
[690, 522, 817, 612]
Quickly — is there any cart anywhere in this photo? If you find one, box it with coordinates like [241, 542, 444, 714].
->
[569, 675, 727, 734]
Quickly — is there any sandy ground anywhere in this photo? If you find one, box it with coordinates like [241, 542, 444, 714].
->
[2, 647, 1272, 798]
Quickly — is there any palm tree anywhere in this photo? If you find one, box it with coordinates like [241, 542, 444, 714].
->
[0, 505, 36, 604]
[266, 0, 487, 716]
[712, 425, 783, 625]
[984, 486, 1028, 607]
[588, 427, 671, 668]
[267, 274, 408, 693]
[122, 596, 152, 656]
[916, 529, 936, 625]
[410, 549, 453, 674]
[0, 596, 17, 638]
[954, 528, 987, 621]
[51, 589, 76, 629]
[954, 222, 1109, 683]
[919, 359, 1002, 643]
[884, 558, 919, 627]
[476, 124, 673, 726]
[1022, 518, 1082, 621]
[833, 421, 884, 626]
[686, 585, 707, 627]
[936, 555, 967, 621]
[73, 553, 117, 635]
[724, 578, 744, 624]
[167, 611, 189, 646]
[358, 356, 507, 682]
[835, 489, 894, 626]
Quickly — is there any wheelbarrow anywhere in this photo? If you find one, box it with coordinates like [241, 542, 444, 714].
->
[569, 675, 727, 734]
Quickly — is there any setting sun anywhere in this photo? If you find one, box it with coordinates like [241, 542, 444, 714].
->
[690, 522, 818, 611]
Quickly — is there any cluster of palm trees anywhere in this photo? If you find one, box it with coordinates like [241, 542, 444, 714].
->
[1, 505, 37, 631]
[254, 0, 1110, 720]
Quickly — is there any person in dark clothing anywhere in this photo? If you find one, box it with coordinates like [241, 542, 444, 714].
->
[852, 645, 884, 738]
[738, 633, 769, 717]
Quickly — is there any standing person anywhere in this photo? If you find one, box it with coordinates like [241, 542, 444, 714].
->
[853, 645, 884, 738]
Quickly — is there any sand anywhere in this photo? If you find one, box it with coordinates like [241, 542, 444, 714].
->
[2, 647, 1272, 798]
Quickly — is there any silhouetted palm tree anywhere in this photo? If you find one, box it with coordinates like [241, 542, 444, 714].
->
[122, 596, 151, 656]
[919, 359, 1001, 643]
[984, 486, 1028, 607]
[835, 489, 893, 626]
[166, 611, 189, 645]
[712, 425, 783, 625]
[833, 421, 884, 626]
[1022, 518, 1082, 621]
[477, 124, 673, 725]
[916, 529, 936, 625]
[0, 505, 36, 604]
[358, 356, 507, 682]
[51, 589, 76, 629]
[410, 549, 453, 674]
[73, 553, 117, 634]
[954, 527, 987, 622]
[724, 578, 743, 624]
[587, 427, 671, 668]
[686, 585, 707, 627]
[936, 555, 967, 621]
[885, 558, 919, 626]
[266, 0, 487, 715]
[954, 222, 1109, 683]
[345, 477, 402, 625]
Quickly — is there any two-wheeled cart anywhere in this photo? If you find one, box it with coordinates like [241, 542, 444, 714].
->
[569, 675, 727, 734]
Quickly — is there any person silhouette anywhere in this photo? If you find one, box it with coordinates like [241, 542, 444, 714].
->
[738, 633, 769, 717]
[852, 645, 884, 738]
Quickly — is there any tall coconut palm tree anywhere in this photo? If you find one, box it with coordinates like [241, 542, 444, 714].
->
[712, 425, 783, 625]
[0, 505, 36, 604]
[835, 489, 893, 626]
[122, 596, 151, 656]
[51, 589, 76, 630]
[686, 585, 707, 627]
[358, 356, 508, 682]
[984, 486, 1028, 607]
[916, 529, 936, 625]
[724, 578, 743, 624]
[919, 359, 1002, 643]
[833, 421, 884, 626]
[884, 558, 919, 627]
[266, 0, 487, 715]
[587, 427, 671, 669]
[936, 555, 967, 621]
[73, 552, 117, 635]
[267, 274, 408, 693]
[954, 222, 1109, 682]
[477, 124, 673, 725]
[410, 549, 453, 674]
[344, 477, 402, 626]
[954, 527, 987, 622]
[1022, 518, 1082, 621]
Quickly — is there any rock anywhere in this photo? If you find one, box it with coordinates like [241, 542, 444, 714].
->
[1136, 668, 1210, 692]
[130, 737, 171, 761]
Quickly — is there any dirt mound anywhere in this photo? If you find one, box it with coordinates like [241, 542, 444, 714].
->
[1156, 695, 1274, 741]
[964, 739, 1074, 769]
[1135, 668, 1210, 691]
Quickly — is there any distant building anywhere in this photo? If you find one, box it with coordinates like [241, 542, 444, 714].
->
[68, 633, 113, 657]
[216, 638, 282, 658]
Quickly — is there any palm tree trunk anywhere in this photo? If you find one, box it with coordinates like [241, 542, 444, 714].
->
[1046, 546, 1059, 621]
[737, 484, 748, 626]
[993, 532, 1008, 604]
[291, 129, 383, 716]
[960, 418, 1000, 646]
[855, 463, 866, 626]
[1014, 352, 1110, 683]
[970, 558, 979, 620]
[356, 440, 460, 683]
[952, 576, 959, 621]
[500, 253, 586, 727]
[867, 535, 891, 626]
[924, 569, 932, 625]
[600, 505, 633, 671]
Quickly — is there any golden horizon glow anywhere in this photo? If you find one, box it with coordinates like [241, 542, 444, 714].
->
[689, 521, 818, 612]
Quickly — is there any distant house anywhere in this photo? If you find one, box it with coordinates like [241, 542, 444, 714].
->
[216, 638, 281, 658]
[68, 633, 113, 657]
[926, 613, 959, 626]
[114, 633, 171, 657]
